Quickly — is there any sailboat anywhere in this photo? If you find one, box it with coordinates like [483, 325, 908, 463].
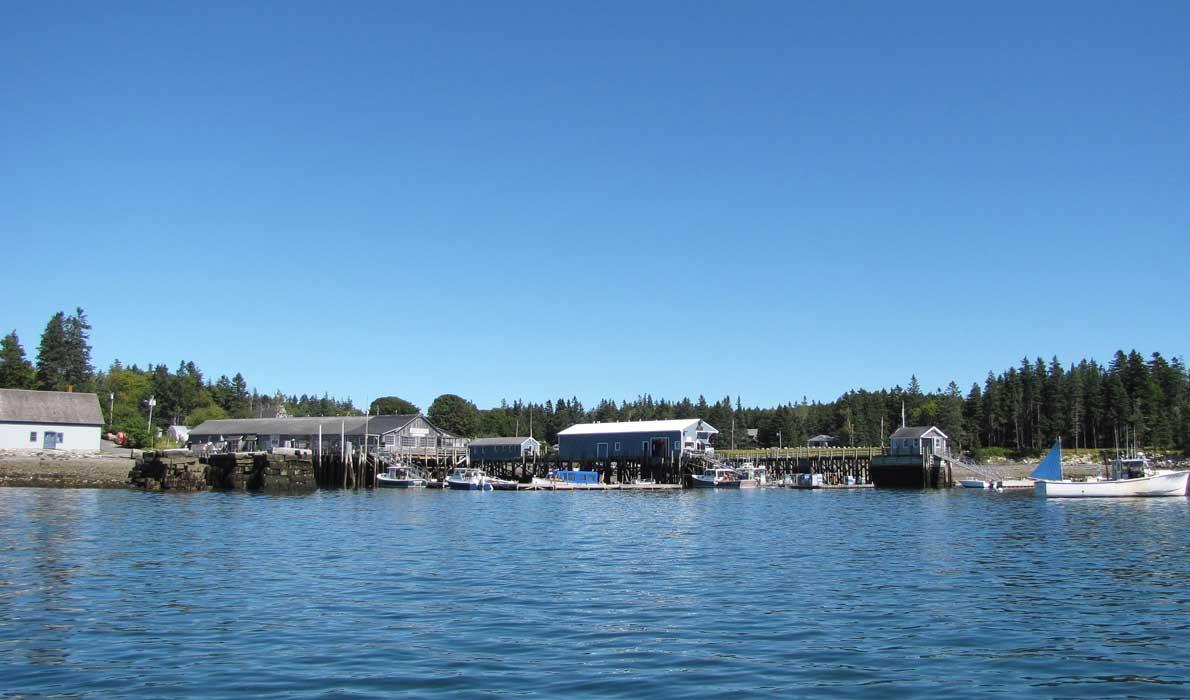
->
[1032, 438, 1189, 498]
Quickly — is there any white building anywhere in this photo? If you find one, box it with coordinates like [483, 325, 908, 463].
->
[0, 389, 104, 452]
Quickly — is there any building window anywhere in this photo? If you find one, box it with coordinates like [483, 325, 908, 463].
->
[30, 432, 37, 442]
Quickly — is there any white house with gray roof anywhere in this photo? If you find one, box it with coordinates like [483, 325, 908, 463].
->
[0, 389, 104, 452]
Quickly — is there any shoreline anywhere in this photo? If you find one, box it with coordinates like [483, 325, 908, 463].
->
[0, 455, 134, 489]
[0, 455, 1161, 491]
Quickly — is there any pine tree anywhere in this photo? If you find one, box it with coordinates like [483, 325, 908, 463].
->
[62, 307, 94, 391]
[0, 331, 36, 389]
[35, 311, 69, 390]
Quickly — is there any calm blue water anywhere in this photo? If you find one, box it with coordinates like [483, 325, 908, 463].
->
[2, 487, 1189, 699]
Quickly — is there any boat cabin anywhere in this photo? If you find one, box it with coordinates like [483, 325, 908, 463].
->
[1110, 457, 1151, 480]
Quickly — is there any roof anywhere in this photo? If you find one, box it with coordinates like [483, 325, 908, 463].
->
[808, 434, 838, 442]
[190, 414, 421, 437]
[469, 437, 538, 447]
[0, 389, 104, 426]
[558, 419, 718, 436]
[891, 425, 948, 440]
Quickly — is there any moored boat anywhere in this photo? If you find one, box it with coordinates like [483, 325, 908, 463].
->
[376, 464, 426, 488]
[733, 462, 766, 488]
[691, 466, 742, 489]
[959, 479, 991, 489]
[487, 476, 520, 490]
[1032, 439, 1190, 498]
[445, 467, 493, 491]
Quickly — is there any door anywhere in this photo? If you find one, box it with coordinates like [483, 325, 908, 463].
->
[651, 437, 670, 459]
[596, 442, 609, 459]
[43, 431, 59, 449]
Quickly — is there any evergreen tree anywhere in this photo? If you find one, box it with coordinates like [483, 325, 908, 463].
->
[35, 311, 69, 390]
[62, 307, 94, 391]
[0, 331, 36, 389]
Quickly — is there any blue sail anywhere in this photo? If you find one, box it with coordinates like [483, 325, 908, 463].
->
[1029, 439, 1063, 481]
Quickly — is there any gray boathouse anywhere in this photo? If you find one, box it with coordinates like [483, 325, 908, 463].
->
[557, 419, 717, 461]
[468, 436, 541, 462]
[870, 425, 953, 488]
[188, 414, 466, 458]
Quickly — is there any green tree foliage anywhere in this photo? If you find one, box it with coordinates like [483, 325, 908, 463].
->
[428, 394, 480, 437]
[370, 396, 419, 415]
[0, 331, 36, 389]
[34, 308, 93, 391]
[35, 311, 69, 390]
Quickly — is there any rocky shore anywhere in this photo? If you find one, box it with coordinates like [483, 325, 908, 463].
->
[0, 450, 135, 488]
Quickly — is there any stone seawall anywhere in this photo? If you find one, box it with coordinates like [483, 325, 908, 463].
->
[128, 451, 317, 493]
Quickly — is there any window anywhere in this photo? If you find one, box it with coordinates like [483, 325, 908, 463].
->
[614, 442, 620, 451]
[30, 432, 37, 442]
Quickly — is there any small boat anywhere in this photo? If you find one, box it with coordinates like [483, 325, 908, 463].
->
[445, 467, 493, 491]
[1032, 439, 1190, 498]
[734, 462, 766, 488]
[691, 466, 742, 489]
[376, 464, 426, 488]
[487, 476, 520, 490]
[959, 479, 991, 489]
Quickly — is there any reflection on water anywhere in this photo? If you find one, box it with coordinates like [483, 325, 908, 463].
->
[1, 488, 1188, 698]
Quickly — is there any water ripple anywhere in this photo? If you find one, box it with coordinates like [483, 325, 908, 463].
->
[2, 488, 1189, 698]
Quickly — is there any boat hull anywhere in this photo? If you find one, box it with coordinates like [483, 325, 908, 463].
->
[377, 475, 426, 488]
[691, 477, 741, 489]
[1036, 471, 1189, 498]
[446, 480, 491, 491]
[959, 479, 990, 489]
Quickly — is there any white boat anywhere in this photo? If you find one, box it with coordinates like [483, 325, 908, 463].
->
[445, 467, 493, 491]
[376, 464, 426, 488]
[1032, 439, 1190, 498]
[734, 462, 766, 488]
[959, 479, 991, 489]
[487, 476, 520, 491]
[691, 466, 742, 489]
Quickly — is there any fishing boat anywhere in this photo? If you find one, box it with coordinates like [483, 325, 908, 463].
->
[376, 464, 426, 488]
[1032, 439, 1189, 498]
[734, 462, 766, 488]
[445, 467, 493, 491]
[691, 466, 742, 489]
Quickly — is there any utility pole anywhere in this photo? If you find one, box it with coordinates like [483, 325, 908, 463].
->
[146, 396, 156, 448]
[778, 431, 783, 450]
[108, 392, 115, 426]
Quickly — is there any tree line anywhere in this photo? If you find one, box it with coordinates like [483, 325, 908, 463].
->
[2, 309, 1187, 454]
[0, 309, 359, 447]
[420, 350, 1190, 457]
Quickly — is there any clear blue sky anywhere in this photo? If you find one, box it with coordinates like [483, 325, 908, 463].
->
[3, 1, 1188, 411]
